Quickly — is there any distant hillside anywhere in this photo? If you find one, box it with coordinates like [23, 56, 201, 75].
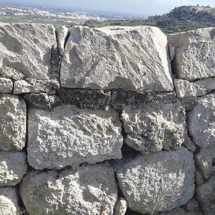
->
[84, 5, 215, 34]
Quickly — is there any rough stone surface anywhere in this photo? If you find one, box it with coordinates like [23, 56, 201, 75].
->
[183, 134, 197, 152]
[28, 105, 123, 169]
[0, 95, 26, 151]
[14, 79, 60, 94]
[188, 94, 215, 147]
[174, 79, 206, 98]
[195, 78, 215, 93]
[195, 145, 215, 179]
[58, 88, 111, 109]
[56, 26, 68, 55]
[61, 26, 173, 92]
[25, 93, 61, 109]
[114, 197, 128, 215]
[0, 78, 13, 93]
[116, 147, 195, 214]
[195, 170, 204, 186]
[168, 28, 215, 81]
[159, 207, 203, 215]
[20, 165, 118, 215]
[0, 66, 25, 80]
[0, 23, 56, 79]
[0, 152, 27, 186]
[122, 100, 186, 154]
[196, 175, 215, 215]
[0, 187, 20, 215]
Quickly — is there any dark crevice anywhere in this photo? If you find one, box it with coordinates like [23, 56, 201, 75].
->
[16, 184, 29, 215]
[64, 29, 71, 50]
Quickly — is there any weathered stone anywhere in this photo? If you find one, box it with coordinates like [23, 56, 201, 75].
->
[122, 100, 186, 154]
[28, 105, 123, 170]
[0, 95, 26, 151]
[195, 170, 204, 186]
[0, 152, 27, 186]
[188, 94, 215, 148]
[174, 79, 206, 98]
[56, 26, 68, 55]
[195, 145, 215, 179]
[0, 23, 56, 79]
[159, 207, 203, 215]
[195, 78, 215, 93]
[0, 66, 25, 80]
[25, 93, 61, 109]
[58, 88, 111, 109]
[20, 165, 118, 215]
[51, 45, 62, 80]
[61, 26, 173, 92]
[168, 28, 215, 81]
[14, 79, 60, 94]
[0, 78, 13, 93]
[0, 187, 20, 215]
[114, 197, 128, 215]
[196, 175, 215, 215]
[186, 199, 200, 211]
[116, 147, 195, 214]
[183, 134, 197, 152]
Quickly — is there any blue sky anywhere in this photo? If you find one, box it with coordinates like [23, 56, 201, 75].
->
[1, 0, 215, 16]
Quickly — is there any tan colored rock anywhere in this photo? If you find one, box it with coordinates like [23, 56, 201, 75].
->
[20, 165, 118, 215]
[61, 26, 173, 92]
[116, 147, 195, 214]
[0, 78, 13, 94]
[188, 94, 215, 147]
[0, 152, 27, 186]
[0, 23, 56, 80]
[28, 105, 123, 170]
[0, 187, 20, 215]
[168, 28, 215, 81]
[122, 100, 186, 154]
[0, 95, 26, 151]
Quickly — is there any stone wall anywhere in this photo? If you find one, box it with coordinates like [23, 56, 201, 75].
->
[0, 23, 214, 215]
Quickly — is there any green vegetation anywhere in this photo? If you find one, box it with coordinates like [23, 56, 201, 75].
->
[84, 6, 215, 34]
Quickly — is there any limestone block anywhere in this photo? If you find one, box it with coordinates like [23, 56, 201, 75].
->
[116, 147, 195, 214]
[114, 197, 128, 215]
[20, 165, 118, 215]
[14, 79, 60, 94]
[56, 26, 68, 55]
[0, 23, 56, 80]
[28, 105, 123, 169]
[61, 26, 173, 92]
[122, 100, 186, 154]
[195, 78, 215, 92]
[0, 187, 20, 215]
[0, 78, 13, 93]
[0, 95, 26, 151]
[196, 175, 215, 215]
[188, 94, 215, 147]
[0, 152, 27, 186]
[195, 145, 215, 179]
[168, 28, 215, 81]
[174, 79, 206, 98]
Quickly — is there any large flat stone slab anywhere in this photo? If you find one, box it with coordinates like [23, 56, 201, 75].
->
[168, 28, 215, 81]
[122, 99, 186, 154]
[0, 95, 26, 151]
[0, 152, 27, 186]
[20, 165, 118, 215]
[188, 94, 215, 147]
[116, 147, 195, 214]
[61, 26, 173, 92]
[0, 23, 56, 80]
[28, 105, 123, 169]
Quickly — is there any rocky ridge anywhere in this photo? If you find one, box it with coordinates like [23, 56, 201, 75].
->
[0, 23, 214, 215]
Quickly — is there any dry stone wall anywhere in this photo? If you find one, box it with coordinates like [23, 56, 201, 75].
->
[0, 23, 214, 215]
